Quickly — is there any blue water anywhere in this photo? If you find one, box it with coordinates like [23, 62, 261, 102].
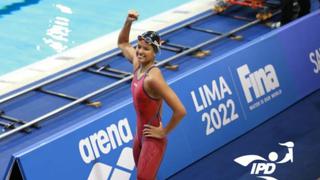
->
[0, 0, 192, 75]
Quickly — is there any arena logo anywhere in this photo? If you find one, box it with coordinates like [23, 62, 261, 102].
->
[234, 141, 294, 180]
[88, 147, 135, 180]
[237, 64, 281, 110]
[78, 118, 133, 164]
[309, 47, 320, 74]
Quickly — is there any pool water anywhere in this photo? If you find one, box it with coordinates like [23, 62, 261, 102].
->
[0, 0, 192, 75]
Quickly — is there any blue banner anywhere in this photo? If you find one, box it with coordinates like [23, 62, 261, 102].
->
[15, 104, 138, 180]
[277, 11, 320, 96]
[160, 10, 320, 178]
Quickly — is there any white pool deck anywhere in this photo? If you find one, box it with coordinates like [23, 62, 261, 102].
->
[0, 0, 215, 97]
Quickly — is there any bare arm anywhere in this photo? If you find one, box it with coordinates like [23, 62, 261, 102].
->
[118, 10, 139, 69]
[143, 68, 187, 138]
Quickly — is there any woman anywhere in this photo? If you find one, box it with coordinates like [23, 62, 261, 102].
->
[118, 10, 186, 180]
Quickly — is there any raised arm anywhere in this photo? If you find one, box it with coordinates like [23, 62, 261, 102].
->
[143, 68, 187, 139]
[118, 10, 139, 69]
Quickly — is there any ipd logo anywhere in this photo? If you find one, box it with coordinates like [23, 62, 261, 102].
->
[234, 141, 294, 180]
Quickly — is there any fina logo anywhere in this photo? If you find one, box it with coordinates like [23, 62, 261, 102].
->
[237, 64, 280, 103]
[234, 141, 294, 180]
[88, 147, 135, 180]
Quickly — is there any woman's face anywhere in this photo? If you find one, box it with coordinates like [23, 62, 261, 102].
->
[136, 39, 155, 65]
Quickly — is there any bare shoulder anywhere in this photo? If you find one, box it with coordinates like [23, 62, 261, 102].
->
[145, 67, 167, 90]
[149, 67, 162, 76]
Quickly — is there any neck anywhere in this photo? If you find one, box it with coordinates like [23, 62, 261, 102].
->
[140, 61, 154, 72]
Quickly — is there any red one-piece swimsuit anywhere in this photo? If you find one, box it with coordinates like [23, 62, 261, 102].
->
[131, 65, 167, 180]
